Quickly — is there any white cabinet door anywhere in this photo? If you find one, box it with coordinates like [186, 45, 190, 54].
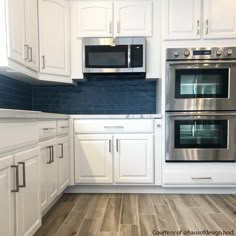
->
[0, 155, 14, 236]
[14, 147, 41, 236]
[76, 1, 113, 37]
[57, 136, 69, 194]
[203, 0, 236, 39]
[6, 0, 26, 65]
[114, 1, 152, 37]
[24, 0, 39, 71]
[164, 0, 201, 40]
[39, 0, 70, 76]
[47, 144, 58, 204]
[74, 134, 113, 184]
[114, 134, 154, 184]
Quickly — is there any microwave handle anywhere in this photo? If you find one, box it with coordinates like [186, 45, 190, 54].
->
[128, 45, 131, 68]
[167, 112, 235, 117]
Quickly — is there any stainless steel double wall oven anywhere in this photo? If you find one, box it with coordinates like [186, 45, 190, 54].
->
[166, 47, 236, 162]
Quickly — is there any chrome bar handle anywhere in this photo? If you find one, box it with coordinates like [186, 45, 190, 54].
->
[116, 139, 119, 152]
[109, 139, 112, 153]
[205, 19, 209, 35]
[191, 177, 212, 180]
[42, 55, 45, 69]
[43, 128, 55, 131]
[18, 162, 26, 188]
[24, 45, 29, 60]
[117, 20, 120, 34]
[196, 20, 200, 35]
[51, 146, 54, 163]
[59, 143, 63, 158]
[28, 47, 33, 62]
[104, 126, 124, 129]
[11, 165, 19, 192]
[47, 146, 51, 164]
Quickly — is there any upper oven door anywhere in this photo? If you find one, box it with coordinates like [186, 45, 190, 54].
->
[166, 61, 236, 111]
[166, 112, 236, 162]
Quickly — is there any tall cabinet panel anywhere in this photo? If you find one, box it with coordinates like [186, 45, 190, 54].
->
[0, 155, 14, 236]
[14, 147, 41, 236]
[38, 0, 70, 76]
[203, 0, 236, 39]
[164, 0, 201, 40]
[6, 0, 26, 65]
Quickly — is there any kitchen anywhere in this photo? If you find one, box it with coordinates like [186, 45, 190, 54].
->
[0, 0, 236, 236]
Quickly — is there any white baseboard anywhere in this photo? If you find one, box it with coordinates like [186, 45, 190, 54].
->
[65, 185, 236, 194]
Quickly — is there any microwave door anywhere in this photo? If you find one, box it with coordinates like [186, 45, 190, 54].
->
[83, 44, 131, 73]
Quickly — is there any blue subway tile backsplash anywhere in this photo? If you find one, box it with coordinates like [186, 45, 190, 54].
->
[0, 75, 32, 110]
[0, 75, 157, 114]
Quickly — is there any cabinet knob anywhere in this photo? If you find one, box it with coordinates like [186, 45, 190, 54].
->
[157, 124, 161, 128]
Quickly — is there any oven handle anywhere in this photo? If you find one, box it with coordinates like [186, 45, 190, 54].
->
[167, 112, 236, 117]
[167, 61, 236, 66]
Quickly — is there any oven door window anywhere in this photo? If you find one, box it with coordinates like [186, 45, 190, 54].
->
[175, 69, 229, 98]
[175, 120, 228, 149]
[85, 45, 128, 68]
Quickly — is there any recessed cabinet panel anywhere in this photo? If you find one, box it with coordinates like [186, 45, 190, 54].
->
[164, 0, 201, 40]
[39, 0, 70, 76]
[203, 0, 236, 39]
[0, 155, 14, 236]
[7, 0, 26, 65]
[24, 0, 39, 71]
[114, 134, 154, 184]
[76, 1, 113, 37]
[74, 134, 113, 184]
[114, 1, 152, 37]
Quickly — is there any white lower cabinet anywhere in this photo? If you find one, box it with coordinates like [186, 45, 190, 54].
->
[74, 134, 113, 184]
[14, 147, 41, 236]
[74, 122, 154, 185]
[114, 134, 154, 184]
[39, 139, 58, 212]
[57, 136, 69, 193]
[0, 155, 14, 236]
[0, 148, 41, 236]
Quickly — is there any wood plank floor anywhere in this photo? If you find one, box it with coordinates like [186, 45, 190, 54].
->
[34, 194, 236, 236]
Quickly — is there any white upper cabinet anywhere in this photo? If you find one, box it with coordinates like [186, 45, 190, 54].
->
[114, 134, 154, 184]
[24, 0, 39, 71]
[164, 0, 201, 40]
[203, 0, 236, 39]
[164, 0, 236, 40]
[114, 1, 152, 37]
[38, 0, 70, 76]
[74, 0, 153, 38]
[76, 1, 113, 37]
[7, 0, 26, 65]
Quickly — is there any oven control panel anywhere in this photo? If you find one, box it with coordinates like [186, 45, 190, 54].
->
[166, 47, 236, 60]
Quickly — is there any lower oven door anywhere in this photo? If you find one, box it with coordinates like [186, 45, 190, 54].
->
[166, 112, 236, 162]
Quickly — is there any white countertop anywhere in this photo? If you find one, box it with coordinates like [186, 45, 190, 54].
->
[71, 114, 162, 119]
[0, 109, 162, 119]
[0, 109, 69, 119]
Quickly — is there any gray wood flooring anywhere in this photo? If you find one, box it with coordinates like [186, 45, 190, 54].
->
[34, 194, 236, 236]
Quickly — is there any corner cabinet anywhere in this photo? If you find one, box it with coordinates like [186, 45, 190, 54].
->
[74, 134, 113, 184]
[38, 0, 70, 77]
[114, 134, 153, 184]
[164, 0, 236, 40]
[73, 0, 153, 38]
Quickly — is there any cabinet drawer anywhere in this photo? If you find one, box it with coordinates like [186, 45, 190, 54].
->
[57, 120, 69, 136]
[0, 121, 38, 155]
[163, 164, 236, 186]
[74, 119, 154, 133]
[39, 121, 57, 141]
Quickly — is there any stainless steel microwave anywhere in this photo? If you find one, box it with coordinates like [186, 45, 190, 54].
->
[82, 37, 146, 73]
